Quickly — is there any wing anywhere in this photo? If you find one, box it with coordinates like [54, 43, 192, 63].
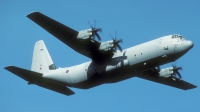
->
[136, 69, 197, 90]
[27, 12, 108, 61]
[5, 66, 74, 96]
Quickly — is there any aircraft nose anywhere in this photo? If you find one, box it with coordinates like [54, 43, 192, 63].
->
[182, 40, 194, 51]
[186, 40, 194, 49]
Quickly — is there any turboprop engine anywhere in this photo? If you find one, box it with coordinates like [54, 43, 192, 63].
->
[77, 21, 102, 41]
[99, 38, 123, 52]
[158, 65, 182, 80]
[159, 67, 174, 78]
[99, 40, 114, 52]
[77, 29, 93, 40]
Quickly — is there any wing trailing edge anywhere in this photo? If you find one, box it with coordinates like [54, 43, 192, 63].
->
[5, 66, 75, 96]
[137, 70, 197, 90]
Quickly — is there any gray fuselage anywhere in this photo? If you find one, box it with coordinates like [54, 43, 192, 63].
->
[43, 34, 193, 89]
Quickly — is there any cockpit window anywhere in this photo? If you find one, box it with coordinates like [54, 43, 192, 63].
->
[172, 35, 182, 39]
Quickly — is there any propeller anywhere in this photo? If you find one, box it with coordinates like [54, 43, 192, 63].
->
[172, 64, 182, 80]
[88, 20, 102, 41]
[110, 32, 123, 52]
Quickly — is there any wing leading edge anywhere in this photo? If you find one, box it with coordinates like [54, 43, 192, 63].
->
[27, 12, 78, 40]
[137, 70, 197, 90]
[27, 12, 104, 61]
[5, 66, 75, 96]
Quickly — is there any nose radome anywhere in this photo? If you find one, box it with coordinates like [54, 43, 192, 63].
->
[183, 40, 194, 50]
[186, 41, 194, 49]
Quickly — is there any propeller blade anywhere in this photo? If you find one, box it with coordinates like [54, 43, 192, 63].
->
[88, 20, 102, 41]
[116, 44, 123, 52]
[95, 33, 101, 41]
[172, 64, 175, 68]
[97, 28, 102, 32]
[176, 70, 182, 79]
[117, 39, 123, 43]
[172, 63, 182, 80]
[177, 66, 182, 71]
[110, 32, 123, 52]
[88, 21, 93, 28]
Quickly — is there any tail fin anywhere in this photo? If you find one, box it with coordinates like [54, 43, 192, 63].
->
[31, 40, 56, 73]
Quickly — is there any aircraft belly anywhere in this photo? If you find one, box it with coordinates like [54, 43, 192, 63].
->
[86, 59, 129, 79]
[68, 55, 177, 89]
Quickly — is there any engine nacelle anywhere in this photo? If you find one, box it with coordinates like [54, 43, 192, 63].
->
[77, 29, 92, 40]
[99, 40, 114, 52]
[159, 67, 174, 78]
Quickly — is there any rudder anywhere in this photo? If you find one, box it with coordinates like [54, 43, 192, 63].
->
[31, 40, 56, 73]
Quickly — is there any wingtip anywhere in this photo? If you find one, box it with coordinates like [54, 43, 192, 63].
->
[4, 66, 8, 70]
[184, 84, 197, 90]
[193, 85, 197, 89]
[67, 92, 75, 96]
[4, 65, 13, 70]
[26, 11, 40, 17]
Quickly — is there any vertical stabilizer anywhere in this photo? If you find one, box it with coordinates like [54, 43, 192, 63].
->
[31, 40, 56, 73]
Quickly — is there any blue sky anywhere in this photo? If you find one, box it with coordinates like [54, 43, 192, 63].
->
[1, 0, 200, 112]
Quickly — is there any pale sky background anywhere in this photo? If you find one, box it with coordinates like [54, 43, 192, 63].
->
[1, 1, 200, 112]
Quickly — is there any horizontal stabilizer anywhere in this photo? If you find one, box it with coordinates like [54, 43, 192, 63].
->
[35, 83, 75, 96]
[5, 66, 75, 96]
[137, 70, 197, 90]
[5, 66, 42, 82]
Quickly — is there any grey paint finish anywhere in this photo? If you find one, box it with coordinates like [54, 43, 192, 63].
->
[4, 12, 196, 96]
[43, 35, 193, 85]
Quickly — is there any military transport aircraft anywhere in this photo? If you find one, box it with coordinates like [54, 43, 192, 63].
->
[5, 12, 197, 96]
